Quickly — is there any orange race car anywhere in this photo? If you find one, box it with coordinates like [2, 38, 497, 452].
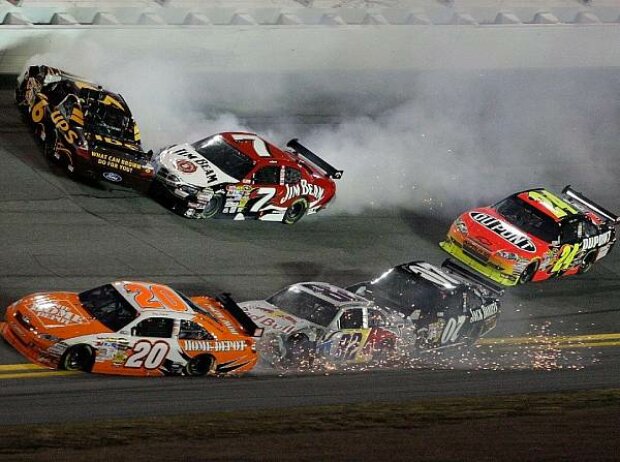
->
[0, 282, 262, 376]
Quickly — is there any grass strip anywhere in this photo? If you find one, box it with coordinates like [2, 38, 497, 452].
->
[2, 388, 619, 455]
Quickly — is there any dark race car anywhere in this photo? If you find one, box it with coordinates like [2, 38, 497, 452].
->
[440, 186, 619, 286]
[16, 65, 154, 190]
[150, 132, 342, 223]
[347, 260, 501, 350]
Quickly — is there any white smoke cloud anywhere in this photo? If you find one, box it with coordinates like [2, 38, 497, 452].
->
[20, 35, 620, 218]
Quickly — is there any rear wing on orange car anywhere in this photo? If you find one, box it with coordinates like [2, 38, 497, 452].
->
[216, 293, 263, 338]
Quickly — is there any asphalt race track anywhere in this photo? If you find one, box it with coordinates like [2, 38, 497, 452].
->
[1, 87, 619, 425]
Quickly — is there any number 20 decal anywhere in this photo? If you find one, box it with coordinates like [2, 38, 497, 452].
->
[124, 282, 187, 312]
[125, 341, 169, 369]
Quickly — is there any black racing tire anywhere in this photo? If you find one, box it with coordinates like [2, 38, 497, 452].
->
[184, 355, 214, 377]
[282, 198, 308, 225]
[202, 193, 224, 219]
[579, 251, 597, 274]
[60, 345, 95, 372]
[518, 262, 538, 285]
[43, 130, 56, 159]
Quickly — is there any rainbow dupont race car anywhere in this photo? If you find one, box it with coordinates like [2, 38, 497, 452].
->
[150, 132, 342, 223]
[0, 282, 261, 377]
[239, 282, 415, 368]
[347, 261, 501, 350]
[15, 65, 154, 190]
[440, 186, 619, 287]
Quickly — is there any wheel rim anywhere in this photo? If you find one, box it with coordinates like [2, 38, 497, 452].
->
[64, 347, 91, 371]
[203, 195, 221, 218]
[284, 200, 307, 224]
[519, 263, 536, 284]
[187, 356, 211, 376]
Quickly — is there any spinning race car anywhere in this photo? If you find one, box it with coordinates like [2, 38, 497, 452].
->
[0, 281, 261, 376]
[150, 132, 342, 223]
[240, 282, 414, 367]
[16, 65, 154, 190]
[440, 186, 619, 286]
[348, 261, 500, 350]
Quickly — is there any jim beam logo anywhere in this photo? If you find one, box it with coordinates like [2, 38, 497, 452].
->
[469, 302, 499, 323]
[470, 212, 537, 253]
[176, 149, 217, 183]
[283, 179, 325, 203]
[182, 340, 246, 352]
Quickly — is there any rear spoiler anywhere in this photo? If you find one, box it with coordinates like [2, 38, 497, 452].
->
[563, 185, 620, 225]
[286, 139, 343, 179]
[441, 259, 504, 297]
[216, 293, 263, 338]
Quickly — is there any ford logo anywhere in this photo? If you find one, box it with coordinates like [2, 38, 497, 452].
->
[103, 172, 123, 183]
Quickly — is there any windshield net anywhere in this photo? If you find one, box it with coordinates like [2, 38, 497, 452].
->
[192, 136, 254, 180]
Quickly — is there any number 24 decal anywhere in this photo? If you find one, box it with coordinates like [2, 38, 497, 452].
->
[125, 341, 169, 369]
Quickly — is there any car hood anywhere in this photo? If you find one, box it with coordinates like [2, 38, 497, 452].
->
[155, 143, 238, 188]
[238, 301, 318, 336]
[19, 292, 111, 338]
[462, 207, 547, 254]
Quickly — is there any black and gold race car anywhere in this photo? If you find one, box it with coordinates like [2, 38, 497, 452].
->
[16, 65, 154, 190]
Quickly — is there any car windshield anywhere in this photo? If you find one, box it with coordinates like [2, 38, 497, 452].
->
[78, 284, 138, 331]
[89, 105, 133, 142]
[370, 267, 449, 316]
[494, 196, 559, 243]
[192, 136, 255, 180]
[267, 287, 339, 327]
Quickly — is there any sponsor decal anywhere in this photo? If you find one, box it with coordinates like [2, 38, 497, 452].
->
[470, 212, 537, 252]
[176, 159, 197, 174]
[51, 110, 79, 144]
[583, 230, 612, 251]
[283, 179, 325, 203]
[470, 302, 499, 323]
[248, 313, 297, 334]
[30, 302, 85, 326]
[182, 340, 247, 352]
[103, 171, 123, 182]
[176, 150, 218, 182]
[223, 185, 251, 214]
[92, 151, 143, 173]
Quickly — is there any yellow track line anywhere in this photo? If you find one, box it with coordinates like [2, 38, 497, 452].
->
[478, 333, 620, 346]
[0, 363, 49, 372]
[0, 371, 77, 380]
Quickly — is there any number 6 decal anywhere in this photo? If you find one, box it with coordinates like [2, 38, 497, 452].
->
[125, 341, 170, 369]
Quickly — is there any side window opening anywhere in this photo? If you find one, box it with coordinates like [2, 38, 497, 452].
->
[133, 317, 174, 338]
[368, 309, 388, 328]
[253, 166, 280, 184]
[178, 319, 214, 340]
[339, 309, 363, 329]
[284, 167, 301, 184]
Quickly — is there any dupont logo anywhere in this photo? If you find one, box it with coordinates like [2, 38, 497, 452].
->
[469, 212, 536, 253]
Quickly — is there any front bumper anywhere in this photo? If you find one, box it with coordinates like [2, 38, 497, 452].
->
[0, 321, 59, 369]
[440, 239, 520, 287]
